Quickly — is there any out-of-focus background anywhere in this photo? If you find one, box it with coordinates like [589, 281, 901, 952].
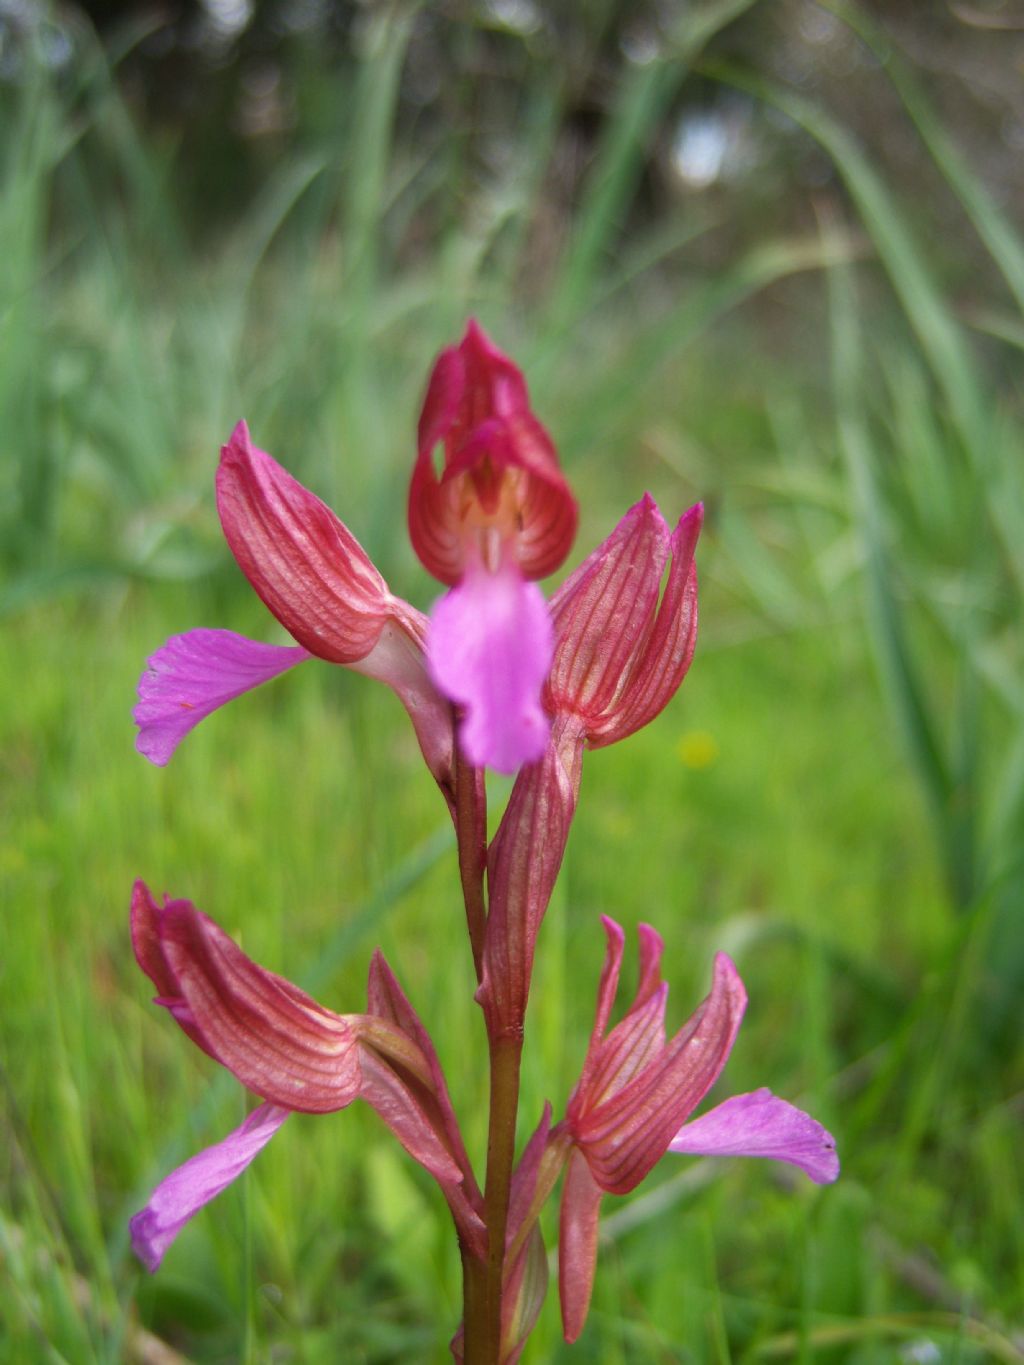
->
[2, 0, 1023, 1359]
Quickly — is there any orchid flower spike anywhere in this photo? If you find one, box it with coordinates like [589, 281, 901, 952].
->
[129, 882, 483, 1271]
[556, 918, 839, 1343]
[409, 320, 578, 773]
[134, 423, 454, 803]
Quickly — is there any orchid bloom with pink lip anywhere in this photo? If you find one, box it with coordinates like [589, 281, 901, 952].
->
[134, 421, 455, 798]
[129, 882, 484, 1271]
[409, 320, 578, 773]
[135, 324, 578, 790]
[552, 918, 839, 1342]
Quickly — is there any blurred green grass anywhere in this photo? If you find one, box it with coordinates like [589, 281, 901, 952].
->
[2, 0, 1024, 1361]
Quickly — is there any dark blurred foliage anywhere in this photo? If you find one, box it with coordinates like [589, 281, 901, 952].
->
[2, 0, 1023, 273]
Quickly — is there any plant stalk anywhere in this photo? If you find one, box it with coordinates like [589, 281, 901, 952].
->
[466, 1030, 523, 1364]
[455, 748, 487, 982]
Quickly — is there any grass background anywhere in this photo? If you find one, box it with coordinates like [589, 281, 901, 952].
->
[2, 0, 1023, 1360]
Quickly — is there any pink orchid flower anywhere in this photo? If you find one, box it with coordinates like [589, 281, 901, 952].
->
[554, 918, 839, 1342]
[480, 496, 702, 1036]
[134, 421, 455, 798]
[409, 320, 578, 772]
[546, 493, 701, 747]
[129, 882, 484, 1270]
[135, 324, 578, 785]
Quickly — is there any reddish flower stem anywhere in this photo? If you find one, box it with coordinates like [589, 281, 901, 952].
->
[472, 1028, 523, 1364]
[455, 748, 487, 983]
[461, 1242, 489, 1356]
[454, 739, 524, 1362]
[454, 740, 509, 1361]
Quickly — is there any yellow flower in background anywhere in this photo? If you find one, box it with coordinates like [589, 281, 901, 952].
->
[676, 729, 720, 770]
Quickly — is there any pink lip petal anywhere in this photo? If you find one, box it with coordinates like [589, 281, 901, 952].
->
[130, 1103, 289, 1272]
[669, 1087, 840, 1184]
[134, 629, 309, 766]
[427, 556, 553, 773]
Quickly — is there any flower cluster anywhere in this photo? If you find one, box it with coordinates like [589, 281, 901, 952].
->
[132, 322, 837, 1358]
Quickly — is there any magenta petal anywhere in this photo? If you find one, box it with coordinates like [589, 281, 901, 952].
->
[134, 629, 309, 766]
[427, 557, 553, 773]
[669, 1087, 840, 1184]
[130, 1103, 289, 1272]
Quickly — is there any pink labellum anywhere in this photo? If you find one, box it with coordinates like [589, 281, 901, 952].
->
[131, 1102, 289, 1273]
[134, 629, 309, 766]
[669, 1087, 840, 1184]
[556, 924, 840, 1340]
[428, 556, 553, 773]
